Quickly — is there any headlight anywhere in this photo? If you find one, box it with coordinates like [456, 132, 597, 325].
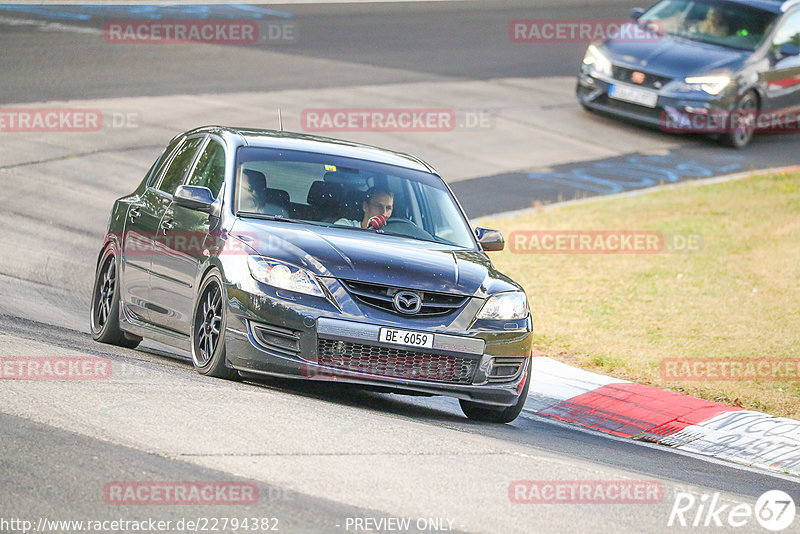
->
[682, 75, 731, 95]
[247, 256, 324, 297]
[582, 44, 612, 77]
[476, 292, 529, 321]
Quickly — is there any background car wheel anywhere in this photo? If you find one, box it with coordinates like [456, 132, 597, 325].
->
[720, 91, 757, 149]
[459, 360, 531, 423]
[90, 248, 141, 349]
[191, 270, 239, 380]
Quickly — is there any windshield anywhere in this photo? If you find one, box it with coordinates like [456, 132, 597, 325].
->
[234, 146, 476, 249]
[640, 0, 778, 50]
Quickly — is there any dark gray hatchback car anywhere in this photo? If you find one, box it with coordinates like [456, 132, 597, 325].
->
[577, 0, 800, 147]
[91, 126, 533, 423]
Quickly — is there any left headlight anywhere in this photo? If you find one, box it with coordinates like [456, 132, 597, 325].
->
[582, 44, 613, 77]
[247, 256, 325, 298]
[476, 291, 529, 321]
[682, 75, 731, 95]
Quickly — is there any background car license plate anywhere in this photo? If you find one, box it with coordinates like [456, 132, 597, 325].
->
[609, 83, 658, 108]
[379, 327, 434, 348]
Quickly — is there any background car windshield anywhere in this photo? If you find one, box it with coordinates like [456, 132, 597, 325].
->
[235, 147, 476, 249]
[641, 0, 778, 50]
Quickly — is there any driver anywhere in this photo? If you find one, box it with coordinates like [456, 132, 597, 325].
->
[695, 6, 729, 37]
[335, 187, 394, 229]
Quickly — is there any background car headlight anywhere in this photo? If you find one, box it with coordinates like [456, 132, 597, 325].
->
[683, 75, 731, 95]
[582, 44, 612, 77]
[476, 291, 529, 321]
[247, 256, 324, 297]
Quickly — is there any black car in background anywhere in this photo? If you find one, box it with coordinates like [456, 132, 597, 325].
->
[578, 0, 800, 147]
[91, 126, 533, 423]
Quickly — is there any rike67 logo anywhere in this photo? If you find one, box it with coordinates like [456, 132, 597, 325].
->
[668, 490, 796, 531]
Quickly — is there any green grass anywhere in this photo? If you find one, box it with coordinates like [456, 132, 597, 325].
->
[484, 169, 800, 419]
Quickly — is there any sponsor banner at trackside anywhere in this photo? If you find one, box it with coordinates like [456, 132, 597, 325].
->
[0, 357, 111, 380]
[104, 482, 258, 505]
[0, 108, 140, 132]
[509, 20, 663, 43]
[509, 480, 663, 504]
[508, 230, 702, 254]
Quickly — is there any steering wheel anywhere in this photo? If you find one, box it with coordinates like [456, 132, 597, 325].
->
[382, 218, 434, 240]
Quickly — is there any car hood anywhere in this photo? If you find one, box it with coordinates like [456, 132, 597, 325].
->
[603, 34, 748, 77]
[230, 219, 521, 297]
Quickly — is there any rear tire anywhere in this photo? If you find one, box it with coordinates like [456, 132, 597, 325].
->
[720, 91, 757, 148]
[191, 270, 239, 380]
[90, 248, 141, 349]
[460, 359, 531, 423]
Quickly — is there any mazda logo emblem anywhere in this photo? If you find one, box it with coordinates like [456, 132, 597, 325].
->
[393, 290, 422, 314]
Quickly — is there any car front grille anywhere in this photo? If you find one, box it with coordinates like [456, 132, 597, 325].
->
[340, 279, 469, 316]
[611, 66, 672, 90]
[317, 338, 476, 384]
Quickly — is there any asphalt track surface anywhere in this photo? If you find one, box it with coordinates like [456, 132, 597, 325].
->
[0, 2, 799, 533]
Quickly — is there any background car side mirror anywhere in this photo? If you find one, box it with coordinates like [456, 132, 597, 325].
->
[475, 226, 504, 252]
[173, 185, 215, 212]
[779, 43, 800, 58]
[630, 7, 646, 20]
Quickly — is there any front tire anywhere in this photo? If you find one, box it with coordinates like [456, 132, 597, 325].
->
[720, 91, 757, 148]
[90, 248, 141, 349]
[191, 270, 239, 380]
[460, 360, 531, 423]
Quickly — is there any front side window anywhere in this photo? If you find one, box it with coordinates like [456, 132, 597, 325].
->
[235, 147, 476, 249]
[157, 136, 204, 196]
[187, 138, 226, 198]
[641, 0, 778, 50]
[772, 10, 800, 51]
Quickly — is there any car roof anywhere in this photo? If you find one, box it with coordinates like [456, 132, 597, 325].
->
[722, 0, 799, 14]
[185, 125, 436, 174]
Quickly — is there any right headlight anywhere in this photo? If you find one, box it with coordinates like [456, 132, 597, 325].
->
[247, 256, 324, 298]
[582, 44, 613, 77]
[476, 291, 529, 321]
[682, 75, 731, 96]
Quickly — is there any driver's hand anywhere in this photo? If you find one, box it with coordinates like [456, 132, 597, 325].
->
[367, 215, 388, 230]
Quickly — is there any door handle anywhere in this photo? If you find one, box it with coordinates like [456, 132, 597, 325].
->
[129, 208, 141, 223]
[161, 219, 174, 232]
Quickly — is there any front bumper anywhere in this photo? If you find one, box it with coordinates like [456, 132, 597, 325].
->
[222, 281, 533, 407]
[577, 70, 737, 133]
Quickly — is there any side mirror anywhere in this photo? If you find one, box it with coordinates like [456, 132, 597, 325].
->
[630, 7, 646, 19]
[779, 43, 800, 57]
[475, 226, 504, 252]
[174, 185, 215, 212]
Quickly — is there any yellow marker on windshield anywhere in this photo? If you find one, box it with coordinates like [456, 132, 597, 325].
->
[324, 164, 337, 172]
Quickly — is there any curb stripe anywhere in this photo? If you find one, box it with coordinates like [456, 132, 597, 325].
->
[528, 358, 799, 476]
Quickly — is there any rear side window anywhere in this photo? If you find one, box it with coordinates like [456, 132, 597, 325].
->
[146, 136, 183, 187]
[157, 137, 204, 196]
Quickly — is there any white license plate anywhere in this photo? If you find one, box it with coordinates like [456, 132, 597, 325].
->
[378, 328, 434, 349]
[609, 83, 658, 108]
